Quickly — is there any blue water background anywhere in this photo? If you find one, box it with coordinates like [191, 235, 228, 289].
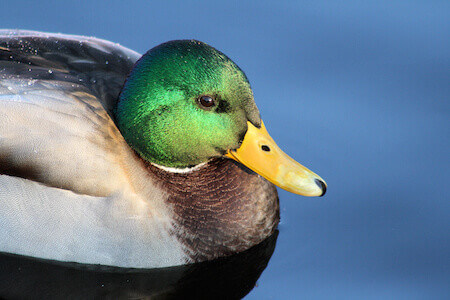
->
[3, 1, 449, 298]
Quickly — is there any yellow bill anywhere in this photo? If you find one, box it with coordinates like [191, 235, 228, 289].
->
[226, 121, 327, 196]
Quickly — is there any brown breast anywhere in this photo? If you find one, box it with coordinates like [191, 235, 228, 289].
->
[146, 157, 280, 263]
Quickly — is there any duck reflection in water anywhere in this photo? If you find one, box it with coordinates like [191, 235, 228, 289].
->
[0, 231, 278, 299]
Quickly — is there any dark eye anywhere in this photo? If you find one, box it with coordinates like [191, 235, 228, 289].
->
[198, 95, 216, 109]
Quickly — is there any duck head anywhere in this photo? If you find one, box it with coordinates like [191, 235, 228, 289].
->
[116, 40, 326, 197]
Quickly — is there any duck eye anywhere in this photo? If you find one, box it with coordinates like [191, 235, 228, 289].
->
[198, 95, 216, 109]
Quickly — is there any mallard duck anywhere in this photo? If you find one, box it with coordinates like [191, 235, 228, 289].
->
[0, 30, 326, 268]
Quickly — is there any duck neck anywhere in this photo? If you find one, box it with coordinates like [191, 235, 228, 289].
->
[146, 157, 280, 263]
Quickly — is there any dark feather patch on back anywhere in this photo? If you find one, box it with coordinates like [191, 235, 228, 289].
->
[0, 153, 41, 182]
[0, 31, 139, 118]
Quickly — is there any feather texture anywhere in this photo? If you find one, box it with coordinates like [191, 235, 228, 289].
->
[0, 30, 186, 267]
[0, 30, 279, 268]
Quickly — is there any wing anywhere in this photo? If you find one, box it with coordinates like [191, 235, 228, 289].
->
[0, 30, 140, 114]
[0, 31, 186, 267]
[0, 30, 141, 196]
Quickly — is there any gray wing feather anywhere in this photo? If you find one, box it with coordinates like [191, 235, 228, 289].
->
[0, 30, 141, 195]
[0, 31, 188, 267]
[0, 29, 141, 115]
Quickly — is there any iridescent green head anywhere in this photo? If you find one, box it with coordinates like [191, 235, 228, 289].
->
[116, 40, 261, 168]
[116, 40, 327, 196]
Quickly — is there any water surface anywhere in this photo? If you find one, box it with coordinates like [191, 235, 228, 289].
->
[2, 1, 449, 299]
